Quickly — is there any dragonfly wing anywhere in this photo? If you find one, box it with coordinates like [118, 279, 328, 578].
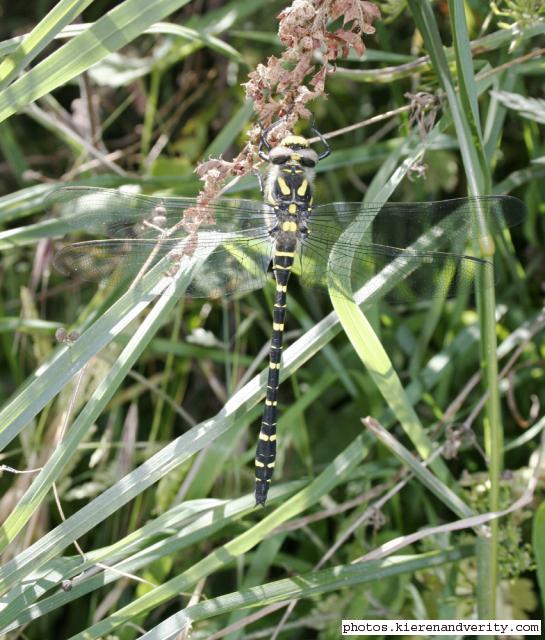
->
[185, 232, 272, 297]
[300, 195, 525, 303]
[50, 186, 275, 296]
[48, 187, 273, 237]
[310, 195, 525, 246]
[54, 239, 140, 281]
[300, 197, 509, 304]
[300, 235, 492, 305]
[55, 231, 273, 298]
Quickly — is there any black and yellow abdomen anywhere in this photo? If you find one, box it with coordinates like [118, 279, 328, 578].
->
[254, 244, 294, 506]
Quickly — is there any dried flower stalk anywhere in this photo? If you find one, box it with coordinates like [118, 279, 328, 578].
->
[192, 0, 380, 215]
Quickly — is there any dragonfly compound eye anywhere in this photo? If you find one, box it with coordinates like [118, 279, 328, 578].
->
[300, 157, 316, 168]
[271, 154, 290, 165]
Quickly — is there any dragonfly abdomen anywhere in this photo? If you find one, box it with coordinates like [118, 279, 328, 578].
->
[254, 245, 294, 507]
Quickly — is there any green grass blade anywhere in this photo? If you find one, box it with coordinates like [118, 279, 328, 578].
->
[364, 418, 473, 518]
[408, 0, 506, 619]
[447, 1, 504, 621]
[0, 261, 201, 555]
[0, 260, 175, 451]
[0, 0, 95, 87]
[140, 547, 474, 640]
[329, 133, 451, 483]
[78, 441, 366, 639]
[407, 0, 488, 195]
[0, 488, 300, 631]
[0, 0, 193, 124]
[330, 291, 447, 479]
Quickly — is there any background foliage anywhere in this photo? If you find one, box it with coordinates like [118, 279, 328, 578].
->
[0, 0, 544, 638]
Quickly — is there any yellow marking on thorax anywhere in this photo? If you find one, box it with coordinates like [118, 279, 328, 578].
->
[297, 180, 308, 196]
[277, 177, 291, 196]
[281, 221, 297, 232]
[288, 203, 297, 214]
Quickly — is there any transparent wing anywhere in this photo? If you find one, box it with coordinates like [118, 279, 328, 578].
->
[47, 186, 274, 237]
[54, 231, 274, 298]
[49, 186, 275, 298]
[309, 196, 524, 244]
[299, 195, 525, 302]
[185, 233, 273, 297]
[298, 237, 489, 305]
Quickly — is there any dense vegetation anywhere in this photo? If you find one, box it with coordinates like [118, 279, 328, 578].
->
[0, 1, 544, 638]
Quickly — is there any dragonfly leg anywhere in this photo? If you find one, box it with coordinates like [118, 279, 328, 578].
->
[258, 120, 271, 161]
[255, 170, 265, 194]
[310, 125, 331, 160]
[258, 116, 291, 161]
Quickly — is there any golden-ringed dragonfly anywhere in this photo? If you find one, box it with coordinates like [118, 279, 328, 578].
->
[49, 125, 525, 507]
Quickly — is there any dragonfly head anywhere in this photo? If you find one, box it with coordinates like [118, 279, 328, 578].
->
[259, 120, 330, 164]
[268, 135, 319, 168]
